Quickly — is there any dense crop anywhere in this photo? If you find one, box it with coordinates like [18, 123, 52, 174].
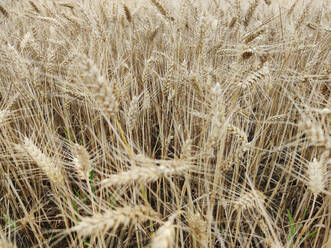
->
[0, 0, 330, 247]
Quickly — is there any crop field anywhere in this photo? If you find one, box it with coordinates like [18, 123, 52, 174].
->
[0, 0, 330, 247]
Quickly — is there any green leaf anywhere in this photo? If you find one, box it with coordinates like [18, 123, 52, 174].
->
[287, 209, 295, 236]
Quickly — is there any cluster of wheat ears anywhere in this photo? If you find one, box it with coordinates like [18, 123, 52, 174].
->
[0, 0, 330, 247]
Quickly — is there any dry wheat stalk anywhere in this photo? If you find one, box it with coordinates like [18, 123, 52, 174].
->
[150, 215, 175, 248]
[23, 138, 64, 186]
[72, 206, 157, 236]
[73, 144, 91, 180]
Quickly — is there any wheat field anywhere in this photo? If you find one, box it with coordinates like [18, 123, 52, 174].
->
[0, 0, 330, 247]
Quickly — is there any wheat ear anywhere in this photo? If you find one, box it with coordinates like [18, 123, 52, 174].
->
[0, 3, 9, 17]
[187, 212, 208, 247]
[80, 57, 119, 117]
[234, 189, 265, 210]
[127, 95, 140, 131]
[23, 138, 64, 186]
[238, 63, 269, 89]
[0, 239, 16, 248]
[101, 157, 191, 187]
[123, 4, 132, 23]
[0, 110, 10, 125]
[243, 0, 259, 26]
[73, 144, 91, 180]
[150, 215, 175, 248]
[306, 158, 327, 196]
[206, 82, 225, 155]
[72, 206, 156, 236]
